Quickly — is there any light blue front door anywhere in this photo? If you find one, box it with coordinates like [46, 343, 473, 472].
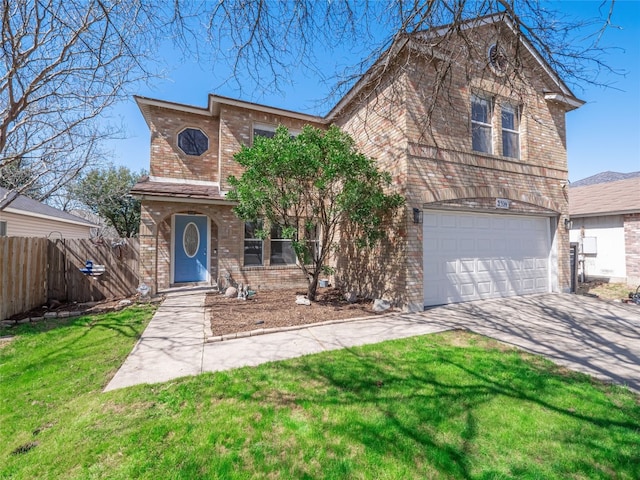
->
[174, 215, 208, 283]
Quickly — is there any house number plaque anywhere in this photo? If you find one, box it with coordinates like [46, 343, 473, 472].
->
[495, 198, 510, 209]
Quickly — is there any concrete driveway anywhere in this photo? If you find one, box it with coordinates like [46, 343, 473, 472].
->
[105, 291, 640, 392]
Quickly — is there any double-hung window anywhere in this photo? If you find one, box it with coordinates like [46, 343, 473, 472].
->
[243, 220, 263, 266]
[270, 224, 297, 265]
[471, 95, 493, 154]
[501, 104, 520, 159]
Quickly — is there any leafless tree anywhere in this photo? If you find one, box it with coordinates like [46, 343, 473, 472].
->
[203, 0, 618, 102]
[0, 0, 619, 207]
[0, 0, 176, 205]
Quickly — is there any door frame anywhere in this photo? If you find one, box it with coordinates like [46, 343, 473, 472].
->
[170, 213, 211, 284]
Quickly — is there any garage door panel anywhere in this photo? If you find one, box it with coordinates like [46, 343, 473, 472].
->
[441, 214, 457, 228]
[424, 211, 551, 306]
[478, 259, 491, 272]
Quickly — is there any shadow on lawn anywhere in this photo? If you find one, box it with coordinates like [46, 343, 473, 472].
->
[0, 307, 152, 390]
[242, 332, 640, 479]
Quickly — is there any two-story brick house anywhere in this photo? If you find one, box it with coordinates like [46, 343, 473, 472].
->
[132, 14, 583, 311]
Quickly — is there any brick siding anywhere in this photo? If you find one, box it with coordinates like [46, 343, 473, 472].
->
[624, 213, 640, 285]
[137, 21, 575, 310]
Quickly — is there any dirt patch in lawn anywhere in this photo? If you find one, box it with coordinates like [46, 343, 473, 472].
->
[207, 288, 383, 336]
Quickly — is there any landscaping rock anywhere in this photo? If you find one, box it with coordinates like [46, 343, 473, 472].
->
[118, 299, 132, 307]
[295, 295, 311, 306]
[372, 299, 391, 312]
[224, 287, 238, 298]
[343, 291, 357, 303]
[44, 312, 57, 319]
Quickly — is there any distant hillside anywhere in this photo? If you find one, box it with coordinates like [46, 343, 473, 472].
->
[570, 171, 640, 188]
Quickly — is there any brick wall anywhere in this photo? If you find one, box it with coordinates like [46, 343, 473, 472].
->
[332, 23, 573, 311]
[624, 213, 640, 285]
[333, 72, 411, 307]
[218, 105, 324, 192]
[138, 200, 308, 294]
[138, 21, 576, 309]
[144, 105, 220, 182]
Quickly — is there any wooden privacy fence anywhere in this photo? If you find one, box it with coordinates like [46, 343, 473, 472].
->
[1, 237, 140, 321]
[0, 237, 48, 322]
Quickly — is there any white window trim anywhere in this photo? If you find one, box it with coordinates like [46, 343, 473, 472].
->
[501, 103, 521, 159]
[471, 94, 493, 154]
[243, 221, 264, 267]
[269, 224, 297, 266]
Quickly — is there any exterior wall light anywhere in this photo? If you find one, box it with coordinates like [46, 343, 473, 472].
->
[564, 217, 573, 230]
[413, 208, 423, 224]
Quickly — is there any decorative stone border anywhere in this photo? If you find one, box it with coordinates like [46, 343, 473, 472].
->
[0, 296, 165, 328]
[204, 312, 400, 343]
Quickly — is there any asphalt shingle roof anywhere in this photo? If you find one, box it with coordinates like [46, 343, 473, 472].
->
[569, 177, 640, 217]
[0, 186, 97, 227]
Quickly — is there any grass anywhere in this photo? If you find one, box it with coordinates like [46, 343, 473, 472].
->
[577, 281, 637, 301]
[1, 307, 639, 479]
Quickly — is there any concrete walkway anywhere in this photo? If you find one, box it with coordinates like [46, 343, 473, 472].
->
[105, 290, 640, 392]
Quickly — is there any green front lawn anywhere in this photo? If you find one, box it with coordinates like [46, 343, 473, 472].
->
[1, 307, 639, 479]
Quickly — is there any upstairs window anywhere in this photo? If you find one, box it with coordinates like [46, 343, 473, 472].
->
[253, 123, 300, 144]
[471, 95, 492, 154]
[253, 124, 277, 139]
[243, 220, 263, 266]
[502, 104, 520, 159]
[270, 224, 297, 265]
[178, 128, 208, 156]
[0, 220, 6, 236]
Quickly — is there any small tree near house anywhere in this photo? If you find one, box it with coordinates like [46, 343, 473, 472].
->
[227, 125, 404, 302]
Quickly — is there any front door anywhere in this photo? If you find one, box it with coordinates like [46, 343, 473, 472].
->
[173, 214, 208, 283]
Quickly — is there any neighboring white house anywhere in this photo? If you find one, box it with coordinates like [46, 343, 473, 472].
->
[0, 187, 98, 239]
[569, 172, 640, 285]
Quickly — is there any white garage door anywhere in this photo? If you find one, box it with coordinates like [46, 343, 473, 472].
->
[423, 211, 551, 306]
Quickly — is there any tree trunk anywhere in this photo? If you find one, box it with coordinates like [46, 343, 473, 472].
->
[307, 274, 319, 302]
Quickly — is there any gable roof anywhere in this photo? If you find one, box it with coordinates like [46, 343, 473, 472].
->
[326, 13, 584, 121]
[569, 177, 640, 217]
[0, 187, 98, 227]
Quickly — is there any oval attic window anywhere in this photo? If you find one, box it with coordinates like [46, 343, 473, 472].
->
[178, 128, 209, 156]
[488, 44, 508, 75]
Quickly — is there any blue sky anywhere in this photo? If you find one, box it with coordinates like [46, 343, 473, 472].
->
[108, 0, 640, 183]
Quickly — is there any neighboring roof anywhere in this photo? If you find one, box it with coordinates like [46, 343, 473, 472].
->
[569, 177, 640, 217]
[130, 177, 232, 203]
[0, 187, 98, 227]
[570, 171, 640, 188]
